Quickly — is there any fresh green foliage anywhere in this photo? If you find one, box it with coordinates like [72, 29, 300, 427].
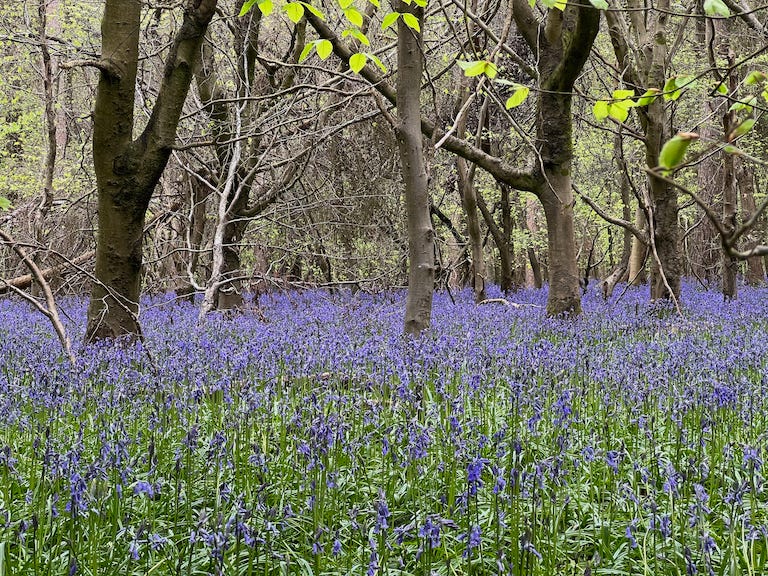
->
[592, 90, 636, 123]
[658, 132, 699, 171]
[663, 75, 697, 101]
[703, 0, 730, 17]
[457, 59, 497, 79]
[504, 84, 530, 109]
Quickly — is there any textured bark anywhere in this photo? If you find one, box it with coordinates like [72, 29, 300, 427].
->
[736, 158, 766, 285]
[86, 0, 218, 341]
[457, 159, 486, 302]
[512, 0, 598, 315]
[525, 197, 543, 289]
[607, 0, 681, 301]
[721, 54, 738, 300]
[628, 205, 648, 284]
[397, 3, 434, 335]
[603, 133, 634, 298]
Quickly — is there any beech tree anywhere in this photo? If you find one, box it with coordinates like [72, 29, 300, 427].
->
[84, 0, 218, 341]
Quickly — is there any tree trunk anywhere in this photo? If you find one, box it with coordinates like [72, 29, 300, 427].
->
[736, 157, 766, 285]
[86, 0, 218, 341]
[512, 0, 598, 315]
[457, 159, 486, 302]
[535, 88, 582, 316]
[721, 52, 738, 300]
[628, 205, 648, 284]
[525, 196, 543, 289]
[397, 3, 434, 335]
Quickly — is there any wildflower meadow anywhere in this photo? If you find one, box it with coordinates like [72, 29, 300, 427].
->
[1, 284, 767, 575]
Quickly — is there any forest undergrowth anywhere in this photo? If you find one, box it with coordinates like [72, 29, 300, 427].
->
[1, 283, 767, 575]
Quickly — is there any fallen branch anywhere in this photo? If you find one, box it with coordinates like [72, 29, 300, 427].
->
[0, 228, 74, 364]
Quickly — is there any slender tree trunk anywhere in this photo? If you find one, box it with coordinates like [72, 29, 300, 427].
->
[525, 196, 543, 289]
[721, 52, 738, 300]
[397, 3, 434, 335]
[457, 159, 486, 301]
[736, 157, 766, 285]
[628, 205, 648, 283]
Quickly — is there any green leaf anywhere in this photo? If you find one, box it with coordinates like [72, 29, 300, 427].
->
[239, 0, 258, 16]
[284, 2, 305, 22]
[663, 75, 695, 101]
[762, 89, 768, 104]
[381, 11, 400, 29]
[368, 53, 387, 72]
[299, 42, 315, 62]
[343, 28, 371, 45]
[301, 2, 325, 18]
[716, 82, 728, 95]
[368, 0, 380, 6]
[0, 197, 11, 211]
[612, 89, 635, 101]
[540, 0, 567, 10]
[744, 70, 767, 86]
[457, 60, 486, 77]
[413, 0, 428, 6]
[401, 12, 421, 31]
[637, 88, 660, 106]
[338, 0, 355, 8]
[658, 132, 698, 171]
[258, 0, 274, 16]
[589, 0, 608, 8]
[483, 62, 498, 79]
[703, 0, 730, 16]
[728, 118, 755, 141]
[345, 7, 364, 26]
[593, 100, 609, 121]
[505, 85, 530, 109]
[729, 96, 757, 113]
[316, 39, 333, 59]
[349, 52, 367, 73]
[608, 103, 630, 123]
[723, 144, 741, 154]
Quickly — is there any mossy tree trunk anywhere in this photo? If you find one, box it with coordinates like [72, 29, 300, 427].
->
[86, 0, 218, 341]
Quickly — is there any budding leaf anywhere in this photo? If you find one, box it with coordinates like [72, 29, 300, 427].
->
[457, 60, 487, 77]
[345, 7, 364, 27]
[284, 2, 305, 23]
[316, 39, 333, 60]
[744, 70, 767, 86]
[350, 52, 368, 73]
[299, 42, 314, 62]
[658, 132, 699, 171]
[593, 100, 609, 121]
[381, 11, 400, 29]
[703, 0, 730, 16]
[301, 2, 325, 18]
[505, 85, 530, 109]
[0, 197, 11, 211]
[728, 118, 755, 141]
[401, 12, 421, 31]
[239, 0, 258, 16]
[637, 88, 660, 106]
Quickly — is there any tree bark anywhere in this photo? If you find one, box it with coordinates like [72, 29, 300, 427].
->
[721, 51, 738, 300]
[736, 157, 766, 285]
[397, 3, 434, 335]
[86, 0, 218, 341]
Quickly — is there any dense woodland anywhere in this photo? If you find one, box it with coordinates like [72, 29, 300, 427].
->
[1, 0, 768, 339]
